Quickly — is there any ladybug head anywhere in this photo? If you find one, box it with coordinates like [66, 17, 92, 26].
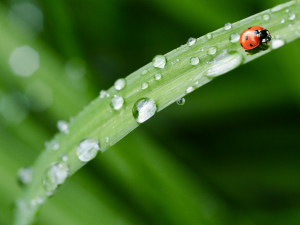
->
[259, 29, 272, 45]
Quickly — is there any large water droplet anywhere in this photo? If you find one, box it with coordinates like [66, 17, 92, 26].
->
[187, 37, 196, 46]
[190, 57, 200, 66]
[42, 162, 69, 195]
[229, 33, 240, 43]
[110, 95, 124, 110]
[271, 39, 285, 49]
[141, 82, 149, 90]
[132, 98, 157, 123]
[18, 167, 33, 186]
[155, 73, 162, 80]
[99, 90, 107, 98]
[152, 55, 166, 69]
[176, 98, 185, 106]
[262, 14, 270, 20]
[186, 86, 194, 93]
[206, 50, 243, 77]
[114, 78, 126, 91]
[208, 46, 217, 55]
[288, 13, 296, 20]
[76, 138, 100, 162]
[57, 120, 69, 134]
[224, 23, 231, 30]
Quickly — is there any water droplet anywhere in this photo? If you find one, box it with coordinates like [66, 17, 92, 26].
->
[208, 46, 217, 55]
[114, 78, 126, 91]
[30, 197, 45, 207]
[142, 69, 147, 75]
[176, 98, 185, 106]
[106, 93, 110, 97]
[186, 86, 194, 93]
[288, 13, 296, 20]
[57, 120, 69, 134]
[43, 162, 69, 195]
[286, 9, 289, 12]
[99, 90, 107, 98]
[206, 33, 212, 40]
[110, 95, 124, 110]
[141, 82, 149, 90]
[206, 50, 244, 77]
[271, 39, 285, 49]
[187, 37, 196, 46]
[152, 55, 166, 69]
[9, 45, 39, 77]
[190, 57, 200, 66]
[155, 73, 162, 80]
[77, 138, 100, 162]
[224, 23, 231, 30]
[176, 59, 180, 62]
[195, 81, 199, 85]
[132, 98, 157, 123]
[281, 19, 285, 23]
[60, 154, 68, 162]
[262, 14, 270, 20]
[105, 137, 109, 142]
[45, 140, 60, 151]
[229, 33, 240, 43]
[18, 167, 33, 185]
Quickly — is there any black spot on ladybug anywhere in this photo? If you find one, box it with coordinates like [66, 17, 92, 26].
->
[240, 43, 243, 47]
[250, 44, 253, 46]
[248, 27, 252, 29]
[245, 36, 248, 40]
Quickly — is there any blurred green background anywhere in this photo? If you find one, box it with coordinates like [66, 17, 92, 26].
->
[1, 0, 300, 224]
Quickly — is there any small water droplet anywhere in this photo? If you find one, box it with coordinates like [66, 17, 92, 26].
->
[57, 120, 69, 134]
[176, 98, 185, 105]
[208, 46, 217, 55]
[288, 13, 296, 20]
[281, 19, 285, 23]
[106, 93, 110, 97]
[105, 137, 109, 142]
[262, 14, 270, 20]
[45, 140, 60, 151]
[110, 95, 124, 110]
[30, 197, 45, 207]
[43, 162, 69, 195]
[141, 82, 149, 89]
[155, 73, 162, 80]
[206, 33, 212, 40]
[152, 55, 166, 69]
[229, 33, 240, 43]
[176, 59, 179, 62]
[224, 23, 231, 30]
[142, 69, 147, 75]
[114, 78, 126, 91]
[186, 86, 194, 93]
[187, 37, 196, 46]
[60, 154, 68, 162]
[77, 138, 100, 162]
[18, 167, 33, 185]
[190, 57, 200, 66]
[132, 98, 157, 123]
[286, 9, 289, 12]
[271, 39, 285, 49]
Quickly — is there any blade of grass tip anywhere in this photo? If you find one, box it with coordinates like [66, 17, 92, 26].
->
[15, 1, 300, 224]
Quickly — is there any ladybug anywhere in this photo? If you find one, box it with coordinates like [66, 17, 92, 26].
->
[240, 26, 271, 50]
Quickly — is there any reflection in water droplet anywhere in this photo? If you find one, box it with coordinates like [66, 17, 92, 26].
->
[187, 37, 196, 46]
[190, 57, 200, 66]
[99, 90, 107, 98]
[132, 98, 157, 123]
[77, 138, 100, 162]
[271, 39, 285, 49]
[288, 13, 296, 20]
[186, 86, 194, 93]
[152, 55, 166, 69]
[141, 82, 149, 90]
[207, 47, 217, 55]
[224, 23, 231, 30]
[114, 78, 126, 91]
[262, 14, 270, 20]
[176, 98, 185, 106]
[18, 167, 33, 185]
[42, 162, 69, 195]
[45, 140, 60, 151]
[229, 33, 240, 43]
[155, 73, 162, 80]
[9, 45, 39, 77]
[57, 120, 69, 134]
[110, 95, 124, 110]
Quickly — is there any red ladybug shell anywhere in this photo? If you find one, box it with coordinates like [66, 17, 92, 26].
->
[240, 26, 264, 50]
